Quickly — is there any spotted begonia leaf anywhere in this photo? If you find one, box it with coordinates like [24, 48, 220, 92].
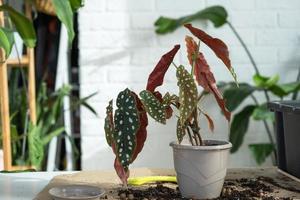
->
[140, 90, 166, 124]
[114, 88, 140, 168]
[176, 66, 198, 125]
[184, 24, 237, 84]
[162, 92, 179, 106]
[104, 100, 114, 147]
[162, 92, 179, 119]
[177, 119, 187, 143]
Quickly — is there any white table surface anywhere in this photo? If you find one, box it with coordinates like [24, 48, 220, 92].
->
[0, 171, 75, 200]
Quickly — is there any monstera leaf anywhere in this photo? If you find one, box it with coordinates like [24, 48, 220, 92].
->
[269, 82, 300, 98]
[154, 6, 228, 34]
[184, 24, 237, 84]
[253, 74, 279, 89]
[146, 45, 180, 92]
[230, 105, 256, 153]
[176, 66, 198, 125]
[252, 103, 274, 121]
[249, 143, 275, 165]
[114, 89, 140, 168]
[223, 83, 255, 112]
[140, 90, 166, 124]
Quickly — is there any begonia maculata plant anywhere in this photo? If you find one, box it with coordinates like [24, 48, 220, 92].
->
[104, 24, 237, 185]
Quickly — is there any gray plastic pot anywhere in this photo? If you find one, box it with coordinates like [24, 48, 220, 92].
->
[170, 140, 232, 199]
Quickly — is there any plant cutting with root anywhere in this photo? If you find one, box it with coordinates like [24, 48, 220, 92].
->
[104, 24, 237, 186]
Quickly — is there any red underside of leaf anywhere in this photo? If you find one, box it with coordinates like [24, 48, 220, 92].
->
[205, 75, 231, 121]
[203, 112, 215, 132]
[114, 157, 129, 185]
[112, 142, 129, 185]
[184, 24, 232, 71]
[146, 45, 180, 92]
[130, 92, 148, 162]
[185, 36, 230, 121]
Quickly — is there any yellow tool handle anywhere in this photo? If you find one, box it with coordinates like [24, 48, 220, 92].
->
[128, 176, 177, 186]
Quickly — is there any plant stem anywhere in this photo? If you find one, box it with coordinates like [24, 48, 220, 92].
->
[250, 94, 274, 144]
[227, 22, 259, 74]
[172, 61, 178, 69]
[186, 126, 195, 145]
[228, 21, 275, 163]
[193, 109, 203, 146]
[251, 94, 277, 164]
[227, 21, 271, 103]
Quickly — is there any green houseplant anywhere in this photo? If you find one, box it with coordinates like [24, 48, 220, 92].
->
[0, 0, 91, 170]
[0, 0, 82, 57]
[0, 68, 97, 170]
[104, 24, 237, 199]
[154, 5, 300, 165]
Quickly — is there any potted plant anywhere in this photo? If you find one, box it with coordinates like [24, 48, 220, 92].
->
[104, 23, 238, 199]
[154, 5, 300, 166]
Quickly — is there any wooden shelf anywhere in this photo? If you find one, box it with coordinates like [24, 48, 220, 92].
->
[6, 56, 29, 66]
[10, 165, 35, 171]
[0, 1, 36, 171]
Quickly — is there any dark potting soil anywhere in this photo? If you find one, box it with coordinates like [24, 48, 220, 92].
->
[103, 176, 297, 200]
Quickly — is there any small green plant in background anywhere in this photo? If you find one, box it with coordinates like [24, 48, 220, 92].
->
[0, 0, 97, 170]
[0, 0, 83, 57]
[154, 5, 300, 165]
[1, 69, 97, 170]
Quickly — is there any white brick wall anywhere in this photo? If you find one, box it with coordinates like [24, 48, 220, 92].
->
[79, 0, 300, 169]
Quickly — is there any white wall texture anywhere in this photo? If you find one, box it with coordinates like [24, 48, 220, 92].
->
[79, 0, 300, 170]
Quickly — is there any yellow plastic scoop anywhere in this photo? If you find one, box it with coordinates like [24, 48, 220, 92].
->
[128, 176, 177, 186]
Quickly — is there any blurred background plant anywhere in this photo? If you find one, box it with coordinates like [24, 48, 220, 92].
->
[1, 69, 96, 170]
[154, 5, 300, 165]
[0, 0, 97, 170]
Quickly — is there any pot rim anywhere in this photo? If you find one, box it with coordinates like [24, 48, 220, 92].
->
[170, 140, 232, 151]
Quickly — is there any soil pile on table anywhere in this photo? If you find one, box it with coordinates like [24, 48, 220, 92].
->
[100, 176, 296, 200]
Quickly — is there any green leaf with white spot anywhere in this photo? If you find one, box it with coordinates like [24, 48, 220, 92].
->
[114, 89, 140, 168]
[162, 92, 179, 107]
[176, 65, 198, 125]
[104, 100, 114, 147]
[140, 90, 166, 124]
[177, 119, 187, 143]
